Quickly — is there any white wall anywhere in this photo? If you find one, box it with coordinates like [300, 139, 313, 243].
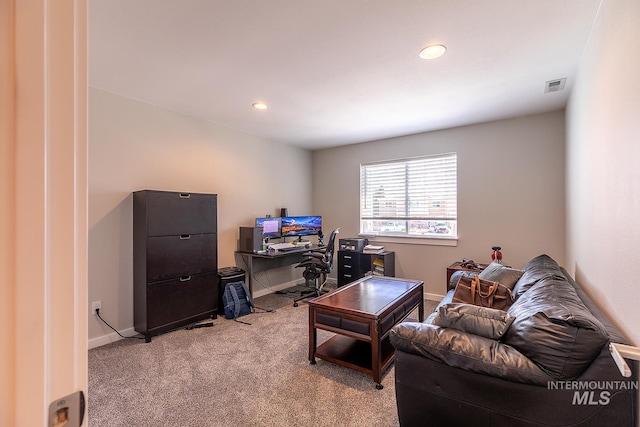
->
[567, 0, 640, 346]
[313, 111, 566, 297]
[89, 95, 570, 346]
[88, 88, 313, 344]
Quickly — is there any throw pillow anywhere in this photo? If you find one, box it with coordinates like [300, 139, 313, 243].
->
[479, 262, 524, 290]
[432, 303, 515, 340]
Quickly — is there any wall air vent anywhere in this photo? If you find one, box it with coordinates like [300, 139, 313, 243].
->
[544, 78, 567, 93]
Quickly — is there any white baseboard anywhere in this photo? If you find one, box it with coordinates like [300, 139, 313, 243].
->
[88, 327, 137, 350]
[89, 279, 422, 350]
[251, 280, 299, 299]
[254, 280, 441, 301]
[89, 280, 312, 350]
[424, 292, 445, 301]
[251, 278, 338, 299]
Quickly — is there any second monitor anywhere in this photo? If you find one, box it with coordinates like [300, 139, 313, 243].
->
[281, 215, 322, 238]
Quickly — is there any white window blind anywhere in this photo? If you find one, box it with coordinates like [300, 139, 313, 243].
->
[360, 153, 457, 237]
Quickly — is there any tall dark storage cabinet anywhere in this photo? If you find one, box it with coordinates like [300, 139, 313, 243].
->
[133, 190, 218, 342]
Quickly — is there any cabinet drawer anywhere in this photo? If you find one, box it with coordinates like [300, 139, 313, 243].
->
[338, 263, 360, 277]
[338, 266, 358, 279]
[338, 271, 358, 283]
[147, 273, 217, 330]
[139, 190, 217, 236]
[338, 252, 361, 269]
[147, 234, 217, 281]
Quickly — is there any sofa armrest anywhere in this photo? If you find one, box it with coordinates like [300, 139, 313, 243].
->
[390, 322, 552, 385]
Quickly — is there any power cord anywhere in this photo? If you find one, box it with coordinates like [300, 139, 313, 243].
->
[185, 321, 214, 330]
[95, 308, 146, 340]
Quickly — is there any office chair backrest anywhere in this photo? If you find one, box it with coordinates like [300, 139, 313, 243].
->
[324, 228, 340, 269]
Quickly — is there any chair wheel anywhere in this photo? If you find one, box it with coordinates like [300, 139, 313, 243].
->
[376, 384, 384, 390]
[310, 360, 316, 365]
[293, 302, 299, 307]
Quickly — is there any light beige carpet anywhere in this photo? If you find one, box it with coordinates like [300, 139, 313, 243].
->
[88, 289, 439, 426]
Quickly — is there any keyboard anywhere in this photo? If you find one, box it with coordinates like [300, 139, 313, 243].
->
[268, 242, 298, 251]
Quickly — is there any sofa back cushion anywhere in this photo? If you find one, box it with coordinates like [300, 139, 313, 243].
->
[511, 254, 566, 299]
[503, 272, 609, 379]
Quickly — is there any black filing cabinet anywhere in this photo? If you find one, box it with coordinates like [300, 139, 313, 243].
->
[133, 190, 218, 342]
[337, 251, 362, 286]
[337, 250, 395, 287]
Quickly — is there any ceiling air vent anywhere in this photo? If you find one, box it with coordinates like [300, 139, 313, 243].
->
[544, 78, 567, 93]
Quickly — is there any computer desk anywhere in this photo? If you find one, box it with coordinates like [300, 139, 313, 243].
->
[234, 246, 321, 293]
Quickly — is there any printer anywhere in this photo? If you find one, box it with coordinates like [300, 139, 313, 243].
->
[338, 238, 368, 252]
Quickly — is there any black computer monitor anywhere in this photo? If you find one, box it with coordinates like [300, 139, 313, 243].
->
[281, 216, 322, 238]
[255, 217, 282, 238]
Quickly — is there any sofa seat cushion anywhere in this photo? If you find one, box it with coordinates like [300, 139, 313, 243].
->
[425, 289, 455, 324]
[432, 303, 515, 340]
[390, 322, 552, 385]
[503, 274, 609, 380]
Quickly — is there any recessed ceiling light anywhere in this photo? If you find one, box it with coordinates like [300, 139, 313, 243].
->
[252, 102, 268, 110]
[419, 44, 446, 60]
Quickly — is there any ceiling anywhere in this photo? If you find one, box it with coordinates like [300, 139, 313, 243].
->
[89, 0, 602, 150]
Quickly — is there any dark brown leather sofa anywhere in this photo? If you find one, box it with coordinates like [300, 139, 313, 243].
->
[390, 254, 637, 426]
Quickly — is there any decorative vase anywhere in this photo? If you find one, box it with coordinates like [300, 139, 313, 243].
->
[491, 246, 503, 264]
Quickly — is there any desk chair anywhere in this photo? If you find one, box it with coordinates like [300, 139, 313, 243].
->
[292, 228, 339, 307]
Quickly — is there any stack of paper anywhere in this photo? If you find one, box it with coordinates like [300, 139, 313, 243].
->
[363, 244, 384, 254]
[372, 258, 385, 276]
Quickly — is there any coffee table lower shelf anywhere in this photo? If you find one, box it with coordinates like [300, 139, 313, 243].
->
[308, 276, 424, 389]
[314, 335, 395, 378]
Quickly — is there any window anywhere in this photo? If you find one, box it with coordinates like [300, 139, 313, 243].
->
[360, 153, 457, 238]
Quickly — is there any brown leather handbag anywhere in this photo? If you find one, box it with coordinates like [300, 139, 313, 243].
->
[453, 275, 514, 311]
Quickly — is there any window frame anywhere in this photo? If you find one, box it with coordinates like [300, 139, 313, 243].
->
[359, 153, 458, 244]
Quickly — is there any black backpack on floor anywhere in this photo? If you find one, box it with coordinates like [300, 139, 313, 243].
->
[222, 281, 254, 321]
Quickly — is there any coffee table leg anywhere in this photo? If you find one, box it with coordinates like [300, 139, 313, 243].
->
[309, 307, 317, 364]
[372, 323, 382, 389]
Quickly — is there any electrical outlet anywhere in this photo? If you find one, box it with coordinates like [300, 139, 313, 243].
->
[91, 300, 102, 315]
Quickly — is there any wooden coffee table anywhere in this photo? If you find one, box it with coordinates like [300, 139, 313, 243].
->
[308, 276, 424, 389]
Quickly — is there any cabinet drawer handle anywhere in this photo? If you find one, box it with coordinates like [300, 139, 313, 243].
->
[345, 265, 351, 269]
[344, 274, 352, 278]
[179, 193, 191, 199]
[180, 276, 191, 282]
[180, 235, 191, 240]
[344, 255, 352, 259]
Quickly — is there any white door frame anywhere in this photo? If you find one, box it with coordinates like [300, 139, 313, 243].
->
[1, 0, 88, 425]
